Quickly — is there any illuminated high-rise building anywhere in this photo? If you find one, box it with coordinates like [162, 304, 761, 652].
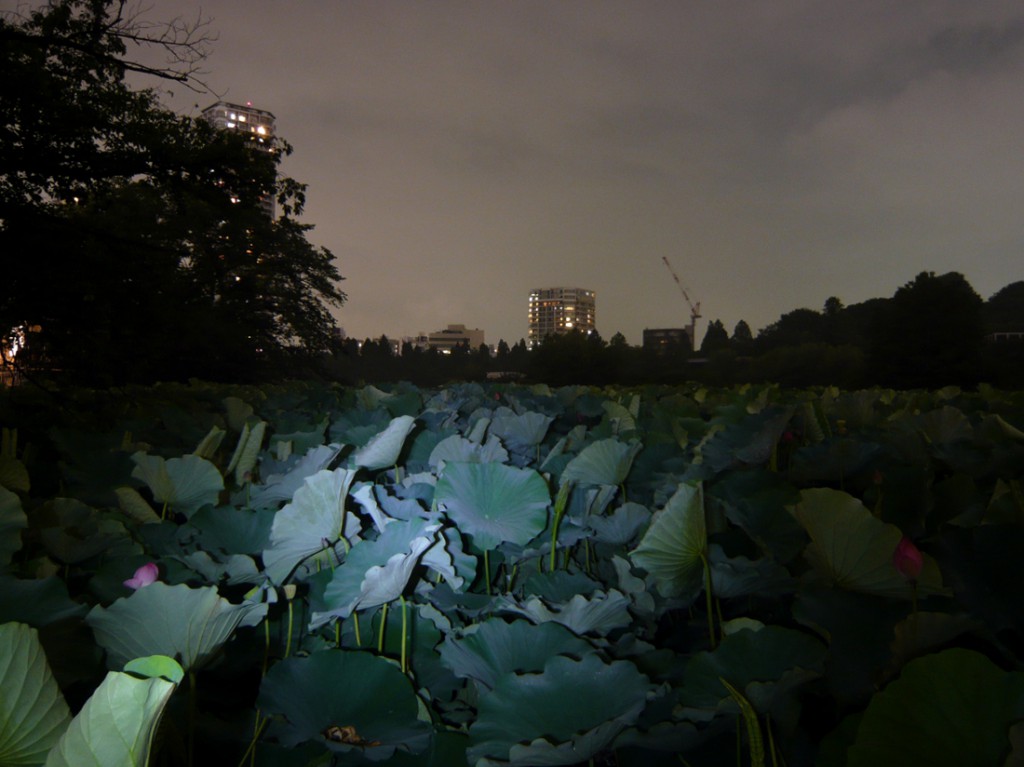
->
[201, 100, 276, 217]
[527, 287, 596, 348]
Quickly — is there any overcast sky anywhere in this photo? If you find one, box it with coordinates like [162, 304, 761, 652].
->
[39, 1, 1024, 344]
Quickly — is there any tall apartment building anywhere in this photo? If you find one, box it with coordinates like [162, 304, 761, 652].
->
[201, 100, 276, 217]
[528, 287, 596, 348]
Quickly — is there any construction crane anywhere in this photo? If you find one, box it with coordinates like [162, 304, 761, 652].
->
[661, 256, 702, 351]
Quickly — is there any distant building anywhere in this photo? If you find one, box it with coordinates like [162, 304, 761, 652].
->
[643, 327, 693, 354]
[201, 100, 276, 217]
[414, 324, 486, 354]
[528, 287, 596, 348]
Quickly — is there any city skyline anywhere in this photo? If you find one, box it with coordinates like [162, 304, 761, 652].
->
[105, 0, 1024, 346]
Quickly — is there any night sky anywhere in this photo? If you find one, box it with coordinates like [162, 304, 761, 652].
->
[43, 2, 1024, 345]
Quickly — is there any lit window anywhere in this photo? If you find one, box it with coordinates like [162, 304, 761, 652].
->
[229, 112, 237, 120]
[226, 121, 236, 128]
[238, 115, 247, 122]
[257, 126, 267, 136]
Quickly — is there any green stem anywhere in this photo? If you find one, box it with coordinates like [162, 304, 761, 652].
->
[262, 619, 270, 676]
[550, 481, 572, 572]
[400, 596, 408, 674]
[378, 602, 389, 653]
[702, 553, 717, 649]
[187, 670, 197, 767]
[484, 550, 491, 596]
[353, 611, 362, 647]
[284, 598, 294, 659]
[237, 715, 269, 767]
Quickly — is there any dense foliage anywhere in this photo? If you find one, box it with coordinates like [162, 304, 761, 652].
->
[3, 380, 1024, 765]
[0, 1, 346, 385]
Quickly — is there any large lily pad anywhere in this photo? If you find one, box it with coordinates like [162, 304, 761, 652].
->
[34, 499, 128, 565]
[468, 654, 650, 765]
[0, 576, 87, 628]
[262, 468, 360, 584]
[248, 443, 344, 507]
[0, 487, 26, 570]
[428, 434, 508, 468]
[258, 650, 431, 761]
[489, 410, 554, 454]
[310, 518, 440, 625]
[86, 583, 266, 671]
[630, 482, 707, 600]
[435, 462, 550, 551]
[351, 415, 417, 471]
[847, 648, 1024, 766]
[438, 617, 595, 691]
[679, 626, 827, 711]
[560, 439, 642, 487]
[789, 488, 947, 599]
[130, 452, 224, 518]
[43, 660, 180, 767]
[496, 590, 633, 637]
[0, 622, 71, 766]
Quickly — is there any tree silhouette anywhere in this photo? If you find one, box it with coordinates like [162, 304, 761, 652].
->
[869, 272, 984, 389]
[700, 320, 729, 354]
[1, 0, 345, 384]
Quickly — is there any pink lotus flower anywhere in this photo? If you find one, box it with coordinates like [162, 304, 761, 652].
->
[124, 563, 159, 590]
[892, 537, 923, 582]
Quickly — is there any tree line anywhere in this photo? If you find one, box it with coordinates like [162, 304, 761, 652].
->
[321, 273, 1024, 391]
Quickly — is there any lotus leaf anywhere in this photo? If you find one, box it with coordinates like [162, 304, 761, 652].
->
[789, 488, 947, 599]
[257, 650, 431, 761]
[428, 434, 508, 468]
[0, 622, 71, 766]
[560, 438, 642, 488]
[262, 468, 359, 584]
[86, 582, 266, 671]
[269, 417, 329, 459]
[222, 396, 254, 432]
[225, 420, 266, 486]
[587, 502, 650, 547]
[188, 505, 274, 556]
[418, 526, 476, 592]
[351, 415, 417, 471]
[43, 662, 179, 767]
[679, 626, 827, 711]
[630, 482, 707, 600]
[439, 617, 595, 690]
[847, 648, 1024, 766]
[0, 487, 26, 570]
[468, 654, 650, 765]
[489, 411, 554, 453]
[311, 518, 440, 624]
[192, 424, 226, 459]
[130, 452, 224, 518]
[435, 462, 550, 551]
[0, 576, 87, 628]
[248, 443, 344, 507]
[113, 487, 160, 525]
[36, 499, 127, 564]
[0, 455, 29, 494]
[497, 589, 633, 637]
